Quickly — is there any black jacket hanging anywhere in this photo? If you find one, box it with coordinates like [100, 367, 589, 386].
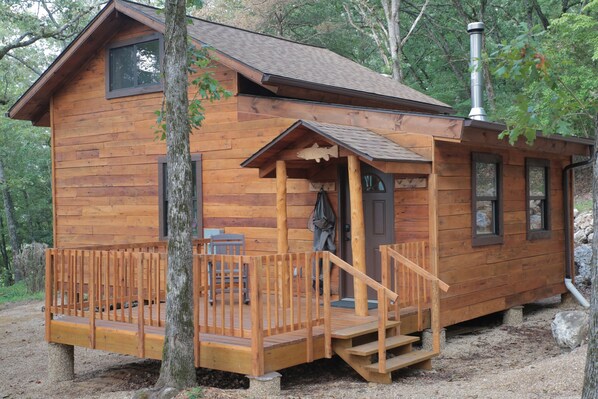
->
[312, 189, 336, 253]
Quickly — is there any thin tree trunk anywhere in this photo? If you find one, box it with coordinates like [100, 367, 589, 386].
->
[0, 158, 20, 281]
[582, 116, 598, 399]
[154, 0, 196, 392]
[0, 213, 12, 285]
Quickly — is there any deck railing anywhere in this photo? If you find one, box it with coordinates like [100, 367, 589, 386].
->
[45, 242, 436, 376]
[46, 245, 333, 376]
[380, 242, 450, 354]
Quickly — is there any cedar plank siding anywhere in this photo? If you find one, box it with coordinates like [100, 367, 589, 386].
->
[434, 140, 567, 327]
[52, 20, 311, 251]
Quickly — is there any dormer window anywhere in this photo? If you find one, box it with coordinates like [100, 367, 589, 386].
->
[106, 33, 163, 98]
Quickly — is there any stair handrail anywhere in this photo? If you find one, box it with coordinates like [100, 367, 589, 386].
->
[383, 243, 450, 356]
[327, 252, 400, 373]
[327, 253, 399, 303]
[386, 247, 449, 292]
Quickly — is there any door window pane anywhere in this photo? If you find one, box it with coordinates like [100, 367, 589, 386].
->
[362, 173, 385, 192]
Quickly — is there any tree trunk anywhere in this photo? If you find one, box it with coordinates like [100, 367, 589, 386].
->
[582, 116, 598, 399]
[0, 213, 12, 285]
[0, 158, 20, 282]
[382, 0, 402, 82]
[155, 0, 197, 392]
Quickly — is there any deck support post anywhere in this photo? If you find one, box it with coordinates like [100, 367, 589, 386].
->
[246, 372, 281, 398]
[47, 342, 74, 382]
[347, 155, 368, 317]
[276, 160, 290, 309]
[422, 327, 446, 352]
[503, 305, 524, 326]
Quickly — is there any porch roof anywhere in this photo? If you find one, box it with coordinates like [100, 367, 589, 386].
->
[241, 120, 430, 177]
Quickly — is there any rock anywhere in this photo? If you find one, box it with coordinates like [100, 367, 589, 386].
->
[584, 226, 594, 236]
[574, 230, 588, 244]
[551, 311, 589, 349]
[574, 208, 579, 218]
[588, 233, 594, 243]
[574, 244, 592, 283]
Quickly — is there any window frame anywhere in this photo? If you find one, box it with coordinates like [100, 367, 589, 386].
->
[471, 152, 504, 246]
[158, 154, 203, 241]
[526, 158, 551, 240]
[105, 33, 164, 99]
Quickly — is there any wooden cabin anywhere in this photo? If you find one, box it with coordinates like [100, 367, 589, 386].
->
[8, 0, 591, 384]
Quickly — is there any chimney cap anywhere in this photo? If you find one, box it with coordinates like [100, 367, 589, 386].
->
[467, 22, 484, 34]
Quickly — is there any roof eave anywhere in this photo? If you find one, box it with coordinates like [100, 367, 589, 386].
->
[464, 119, 594, 146]
[262, 74, 454, 115]
[8, 0, 118, 122]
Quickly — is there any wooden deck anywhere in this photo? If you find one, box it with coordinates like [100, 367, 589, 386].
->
[49, 297, 429, 375]
[45, 243, 444, 380]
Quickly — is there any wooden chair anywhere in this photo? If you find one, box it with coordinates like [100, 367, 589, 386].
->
[208, 234, 249, 305]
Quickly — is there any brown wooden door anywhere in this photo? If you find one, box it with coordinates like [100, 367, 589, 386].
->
[341, 163, 394, 299]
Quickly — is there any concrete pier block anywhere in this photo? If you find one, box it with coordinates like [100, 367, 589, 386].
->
[48, 342, 74, 382]
[503, 305, 524, 326]
[246, 371, 281, 398]
[422, 328, 446, 352]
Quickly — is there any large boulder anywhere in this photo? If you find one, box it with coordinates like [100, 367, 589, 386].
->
[574, 244, 593, 284]
[551, 311, 589, 349]
[574, 229, 588, 244]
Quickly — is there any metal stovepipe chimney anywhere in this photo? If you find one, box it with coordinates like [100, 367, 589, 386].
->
[467, 22, 487, 121]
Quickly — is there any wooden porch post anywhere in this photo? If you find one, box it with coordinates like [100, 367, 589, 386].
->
[347, 155, 368, 316]
[276, 160, 289, 253]
[276, 160, 289, 308]
[428, 173, 441, 351]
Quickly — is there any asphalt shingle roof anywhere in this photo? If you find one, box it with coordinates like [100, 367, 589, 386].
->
[300, 120, 429, 163]
[121, 0, 451, 111]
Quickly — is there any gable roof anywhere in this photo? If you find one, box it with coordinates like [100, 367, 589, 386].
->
[242, 120, 430, 174]
[8, 0, 452, 125]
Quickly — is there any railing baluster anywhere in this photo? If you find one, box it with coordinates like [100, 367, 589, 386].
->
[304, 252, 313, 362]
[274, 255, 280, 334]
[250, 257, 264, 377]
[45, 249, 53, 342]
[265, 255, 271, 337]
[193, 254, 200, 368]
[323, 252, 332, 358]
[137, 253, 145, 358]
[377, 286, 387, 373]
[90, 251, 96, 349]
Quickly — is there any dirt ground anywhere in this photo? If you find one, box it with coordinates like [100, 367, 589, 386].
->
[0, 296, 588, 399]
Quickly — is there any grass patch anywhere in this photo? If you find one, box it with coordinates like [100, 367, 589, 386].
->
[575, 194, 593, 214]
[186, 387, 204, 399]
[0, 281, 44, 304]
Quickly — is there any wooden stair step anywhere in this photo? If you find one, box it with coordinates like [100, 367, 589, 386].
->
[346, 335, 419, 356]
[331, 320, 401, 339]
[366, 350, 436, 373]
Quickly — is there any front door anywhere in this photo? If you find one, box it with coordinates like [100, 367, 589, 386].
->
[341, 163, 394, 299]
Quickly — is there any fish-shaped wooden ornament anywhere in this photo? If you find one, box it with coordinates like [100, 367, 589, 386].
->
[296, 143, 338, 163]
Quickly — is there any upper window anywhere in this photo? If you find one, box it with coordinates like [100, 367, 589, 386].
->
[158, 155, 203, 240]
[106, 34, 162, 99]
[526, 158, 551, 240]
[472, 153, 503, 246]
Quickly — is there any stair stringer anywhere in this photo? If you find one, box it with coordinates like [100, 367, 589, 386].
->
[332, 338, 392, 384]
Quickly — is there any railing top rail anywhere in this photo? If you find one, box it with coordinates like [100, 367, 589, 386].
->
[385, 246, 450, 292]
[56, 239, 211, 251]
[327, 252, 399, 303]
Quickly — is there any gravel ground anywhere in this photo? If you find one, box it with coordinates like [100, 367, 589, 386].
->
[0, 296, 588, 399]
